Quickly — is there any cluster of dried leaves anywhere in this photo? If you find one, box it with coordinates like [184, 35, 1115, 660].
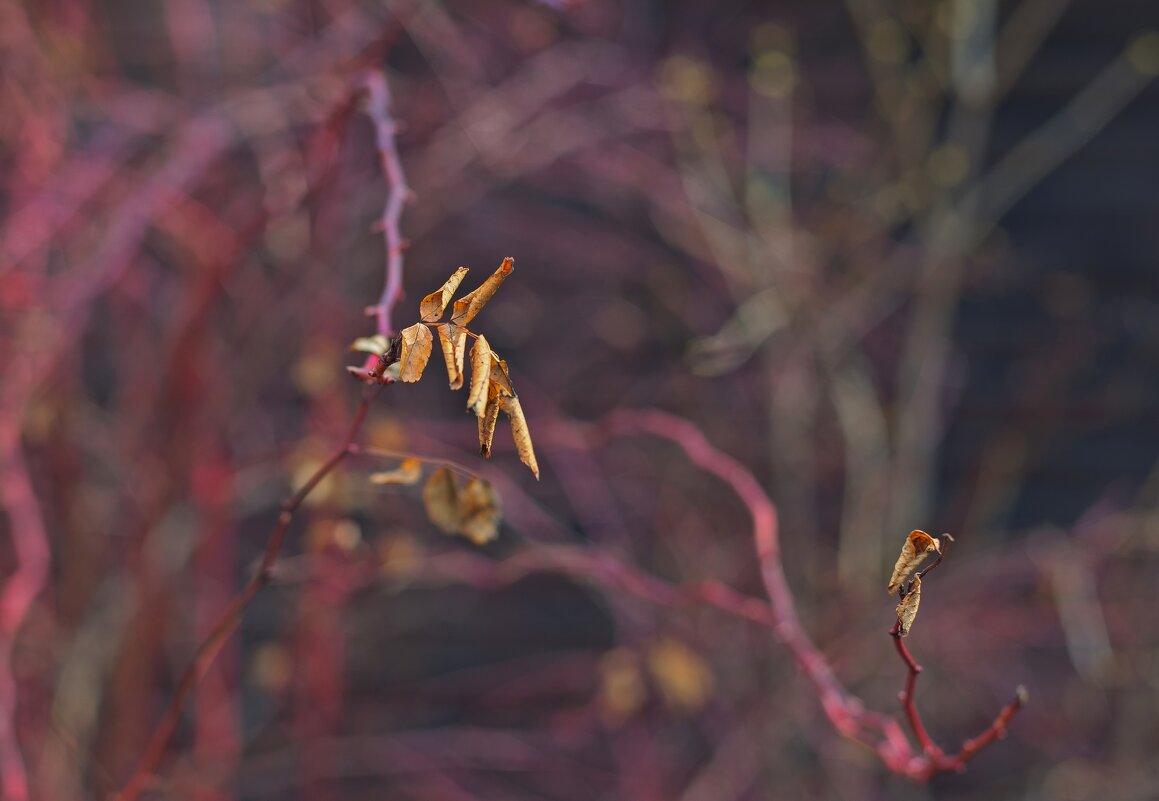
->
[887, 529, 943, 636]
[352, 259, 539, 545]
[352, 258, 538, 479]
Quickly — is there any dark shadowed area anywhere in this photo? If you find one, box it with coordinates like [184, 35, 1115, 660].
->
[2, 1, 1158, 800]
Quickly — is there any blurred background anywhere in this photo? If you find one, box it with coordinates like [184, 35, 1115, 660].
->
[2, 0, 1159, 799]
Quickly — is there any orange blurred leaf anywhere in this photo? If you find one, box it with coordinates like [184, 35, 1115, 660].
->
[887, 529, 940, 594]
[349, 333, 391, 355]
[895, 575, 921, 636]
[598, 648, 647, 723]
[421, 466, 501, 544]
[397, 323, 433, 383]
[436, 324, 467, 390]
[466, 335, 492, 417]
[368, 457, 423, 486]
[451, 257, 513, 328]
[420, 266, 469, 322]
[647, 637, 714, 713]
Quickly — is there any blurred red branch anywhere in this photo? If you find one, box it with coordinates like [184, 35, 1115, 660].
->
[0, 446, 50, 801]
[587, 409, 1023, 780]
[114, 67, 412, 801]
[114, 397, 375, 801]
[363, 70, 410, 338]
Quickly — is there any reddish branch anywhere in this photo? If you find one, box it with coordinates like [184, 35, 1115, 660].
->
[113, 400, 372, 801]
[595, 410, 1025, 780]
[0, 446, 50, 801]
[887, 536, 1028, 777]
[363, 70, 411, 338]
[113, 69, 409, 801]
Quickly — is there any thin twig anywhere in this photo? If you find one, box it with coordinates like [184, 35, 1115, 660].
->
[362, 69, 411, 339]
[113, 397, 376, 801]
[115, 69, 412, 801]
[889, 533, 1028, 777]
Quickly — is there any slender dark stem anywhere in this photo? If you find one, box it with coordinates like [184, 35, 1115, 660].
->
[889, 532, 1027, 778]
[113, 397, 375, 801]
[362, 69, 410, 339]
[115, 68, 411, 801]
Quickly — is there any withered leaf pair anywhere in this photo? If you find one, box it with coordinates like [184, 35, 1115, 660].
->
[370, 460, 500, 544]
[351, 258, 539, 480]
[887, 529, 941, 636]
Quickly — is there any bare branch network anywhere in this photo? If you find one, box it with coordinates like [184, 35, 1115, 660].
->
[93, 59, 1033, 797]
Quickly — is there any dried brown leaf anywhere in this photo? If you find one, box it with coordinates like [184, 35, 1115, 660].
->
[458, 477, 501, 544]
[420, 266, 469, 322]
[451, 257, 513, 327]
[349, 334, 391, 355]
[422, 467, 461, 532]
[420, 466, 501, 544]
[436, 324, 467, 390]
[895, 575, 921, 636]
[466, 335, 492, 416]
[489, 355, 515, 397]
[500, 394, 539, 480]
[397, 323, 433, 383]
[886, 529, 940, 594]
[368, 457, 423, 486]
[478, 383, 501, 458]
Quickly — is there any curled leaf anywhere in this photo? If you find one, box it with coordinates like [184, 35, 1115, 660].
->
[500, 394, 539, 480]
[421, 467, 460, 532]
[368, 457, 423, 486]
[459, 477, 501, 545]
[421, 466, 501, 544]
[420, 266, 469, 322]
[887, 529, 940, 594]
[451, 257, 513, 327]
[466, 335, 492, 416]
[895, 575, 921, 636]
[489, 354, 515, 397]
[436, 324, 467, 390]
[350, 334, 391, 356]
[397, 323, 434, 383]
[478, 383, 502, 458]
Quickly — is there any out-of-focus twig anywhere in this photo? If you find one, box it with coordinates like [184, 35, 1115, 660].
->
[115, 67, 413, 800]
[113, 398, 374, 801]
[362, 69, 411, 340]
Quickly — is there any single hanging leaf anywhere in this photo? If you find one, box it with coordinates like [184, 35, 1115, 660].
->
[895, 575, 921, 636]
[886, 529, 940, 594]
[422, 467, 461, 533]
[420, 266, 469, 322]
[397, 323, 434, 383]
[436, 324, 467, 390]
[466, 335, 492, 416]
[500, 394, 539, 480]
[451, 257, 514, 327]
[368, 457, 423, 486]
[350, 333, 391, 355]
[457, 477, 501, 544]
[420, 466, 501, 544]
[478, 383, 502, 458]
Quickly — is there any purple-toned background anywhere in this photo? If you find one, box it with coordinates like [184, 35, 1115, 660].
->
[2, 1, 1158, 799]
